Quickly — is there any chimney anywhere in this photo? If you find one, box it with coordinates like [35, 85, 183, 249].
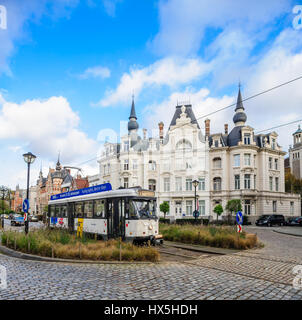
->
[158, 122, 164, 140]
[205, 119, 210, 136]
[224, 124, 228, 135]
[143, 128, 147, 140]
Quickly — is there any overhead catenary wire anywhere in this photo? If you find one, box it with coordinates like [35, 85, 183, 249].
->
[170, 74, 302, 132]
[73, 75, 302, 167]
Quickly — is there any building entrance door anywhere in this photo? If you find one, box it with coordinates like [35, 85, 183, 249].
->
[175, 201, 182, 217]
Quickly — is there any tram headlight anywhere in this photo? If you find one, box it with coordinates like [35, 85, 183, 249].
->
[148, 225, 153, 230]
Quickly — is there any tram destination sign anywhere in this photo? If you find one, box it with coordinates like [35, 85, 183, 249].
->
[50, 183, 112, 201]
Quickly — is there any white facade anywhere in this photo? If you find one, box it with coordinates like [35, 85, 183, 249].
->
[88, 174, 101, 187]
[289, 125, 302, 180]
[208, 88, 300, 222]
[98, 101, 210, 220]
[29, 185, 38, 215]
[96, 91, 301, 221]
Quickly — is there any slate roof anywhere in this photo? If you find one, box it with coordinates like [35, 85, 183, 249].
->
[293, 125, 302, 135]
[235, 88, 245, 111]
[169, 105, 200, 129]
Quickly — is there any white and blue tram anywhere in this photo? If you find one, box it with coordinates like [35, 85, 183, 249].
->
[47, 183, 163, 245]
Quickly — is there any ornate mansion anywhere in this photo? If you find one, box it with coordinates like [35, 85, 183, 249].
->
[97, 88, 301, 221]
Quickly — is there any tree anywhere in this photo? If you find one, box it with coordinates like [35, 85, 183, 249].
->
[159, 201, 170, 219]
[225, 199, 242, 223]
[285, 173, 302, 195]
[43, 205, 49, 214]
[213, 204, 223, 221]
[0, 200, 9, 214]
[0, 186, 11, 214]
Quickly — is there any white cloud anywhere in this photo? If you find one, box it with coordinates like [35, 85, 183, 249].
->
[78, 65, 111, 80]
[0, 0, 79, 75]
[143, 27, 302, 152]
[142, 87, 234, 136]
[151, 0, 291, 57]
[0, 95, 97, 162]
[102, 0, 122, 17]
[98, 57, 210, 107]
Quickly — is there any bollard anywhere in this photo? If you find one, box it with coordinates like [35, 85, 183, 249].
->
[119, 237, 122, 261]
[148, 240, 151, 247]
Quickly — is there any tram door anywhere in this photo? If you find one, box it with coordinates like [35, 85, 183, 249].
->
[67, 203, 74, 232]
[107, 198, 125, 239]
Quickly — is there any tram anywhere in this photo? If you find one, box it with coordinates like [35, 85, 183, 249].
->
[47, 183, 163, 245]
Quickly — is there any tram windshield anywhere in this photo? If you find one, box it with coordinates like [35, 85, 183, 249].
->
[131, 199, 157, 219]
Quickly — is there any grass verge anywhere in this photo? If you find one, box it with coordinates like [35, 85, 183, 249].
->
[1, 229, 159, 262]
[159, 223, 259, 250]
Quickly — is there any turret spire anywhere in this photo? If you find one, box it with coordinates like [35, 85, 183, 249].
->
[56, 151, 62, 171]
[129, 94, 137, 120]
[233, 85, 247, 126]
[128, 95, 139, 132]
[235, 84, 245, 112]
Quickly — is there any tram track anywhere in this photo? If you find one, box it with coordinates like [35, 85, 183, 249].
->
[158, 244, 213, 262]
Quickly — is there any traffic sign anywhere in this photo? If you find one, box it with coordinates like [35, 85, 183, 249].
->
[236, 211, 243, 225]
[237, 225, 243, 233]
[22, 199, 29, 213]
[193, 210, 200, 218]
[24, 212, 27, 222]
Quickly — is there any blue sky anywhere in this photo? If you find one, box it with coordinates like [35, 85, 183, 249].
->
[1, 0, 302, 188]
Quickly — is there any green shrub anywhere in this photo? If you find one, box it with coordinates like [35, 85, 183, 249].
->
[159, 223, 258, 250]
[1, 229, 159, 262]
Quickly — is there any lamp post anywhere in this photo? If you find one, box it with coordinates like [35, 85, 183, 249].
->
[23, 152, 36, 234]
[192, 180, 199, 221]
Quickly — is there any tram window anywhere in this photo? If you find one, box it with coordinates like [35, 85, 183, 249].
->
[55, 206, 60, 217]
[84, 201, 93, 218]
[74, 202, 84, 218]
[129, 201, 137, 219]
[120, 200, 125, 217]
[50, 205, 55, 217]
[94, 200, 106, 218]
[61, 205, 67, 218]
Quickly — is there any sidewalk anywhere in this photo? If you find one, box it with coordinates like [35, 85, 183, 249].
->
[273, 226, 302, 238]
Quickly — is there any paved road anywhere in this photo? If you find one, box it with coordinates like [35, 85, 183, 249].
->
[3, 218, 43, 231]
[0, 227, 301, 300]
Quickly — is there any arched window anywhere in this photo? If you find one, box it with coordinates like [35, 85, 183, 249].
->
[148, 179, 156, 191]
[148, 160, 156, 171]
[213, 158, 222, 169]
[176, 139, 192, 151]
[213, 177, 222, 191]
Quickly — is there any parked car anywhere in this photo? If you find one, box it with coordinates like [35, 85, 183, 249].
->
[3, 214, 9, 219]
[29, 215, 39, 222]
[286, 217, 302, 226]
[255, 214, 285, 227]
[11, 215, 25, 226]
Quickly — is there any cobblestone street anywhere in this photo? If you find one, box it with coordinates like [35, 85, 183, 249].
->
[0, 227, 301, 300]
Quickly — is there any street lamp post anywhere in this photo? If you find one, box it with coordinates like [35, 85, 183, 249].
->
[192, 180, 199, 221]
[23, 152, 36, 234]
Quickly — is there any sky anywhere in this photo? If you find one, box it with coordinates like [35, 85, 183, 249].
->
[1, 0, 302, 189]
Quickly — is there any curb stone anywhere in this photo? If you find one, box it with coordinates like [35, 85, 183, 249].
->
[0, 244, 157, 265]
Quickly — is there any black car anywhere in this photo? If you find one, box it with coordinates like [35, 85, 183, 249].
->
[255, 214, 285, 227]
[286, 217, 302, 226]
